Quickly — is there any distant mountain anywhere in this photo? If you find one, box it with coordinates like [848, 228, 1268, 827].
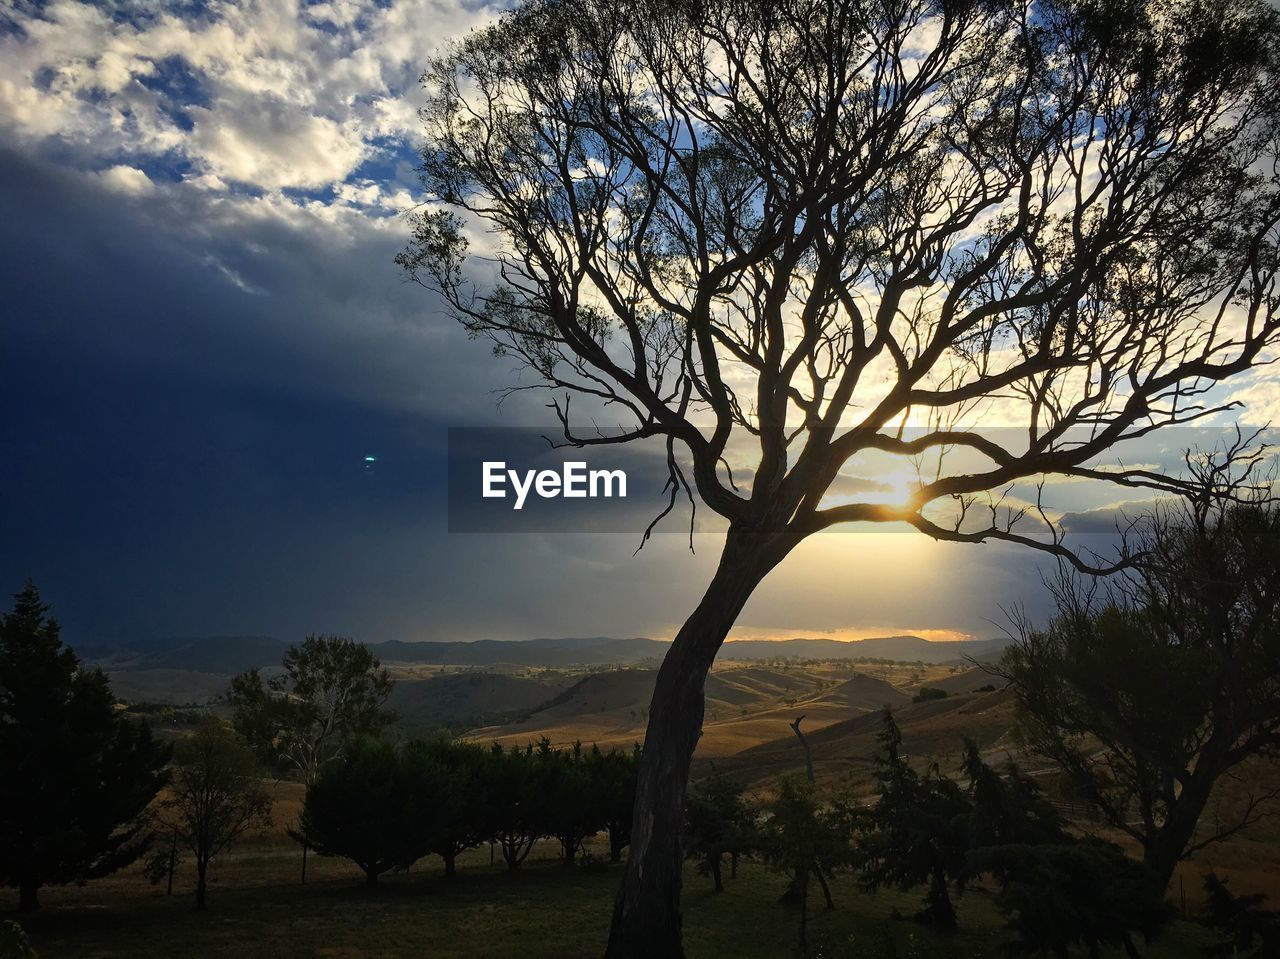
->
[79, 635, 289, 673]
[372, 637, 668, 667]
[79, 632, 1007, 673]
[720, 635, 1010, 664]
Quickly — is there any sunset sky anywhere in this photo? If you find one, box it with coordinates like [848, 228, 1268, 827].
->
[3, 0, 1277, 647]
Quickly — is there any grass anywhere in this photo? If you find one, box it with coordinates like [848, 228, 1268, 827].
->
[9, 836, 1223, 959]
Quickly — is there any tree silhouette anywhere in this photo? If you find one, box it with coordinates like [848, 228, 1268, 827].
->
[401, 0, 1280, 948]
[856, 711, 969, 927]
[0, 581, 168, 911]
[227, 635, 395, 785]
[758, 774, 851, 952]
[998, 460, 1280, 889]
[478, 744, 543, 870]
[684, 765, 754, 892]
[296, 738, 433, 888]
[971, 839, 1169, 958]
[587, 744, 642, 863]
[1199, 872, 1280, 957]
[416, 739, 485, 879]
[158, 718, 271, 909]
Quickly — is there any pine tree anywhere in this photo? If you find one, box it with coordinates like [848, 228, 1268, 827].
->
[0, 581, 168, 911]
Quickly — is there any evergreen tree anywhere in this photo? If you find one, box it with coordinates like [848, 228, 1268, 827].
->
[411, 739, 485, 879]
[1200, 873, 1280, 958]
[296, 738, 431, 887]
[585, 744, 641, 864]
[477, 744, 543, 870]
[856, 711, 969, 928]
[0, 581, 168, 911]
[970, 839, 1169, 959]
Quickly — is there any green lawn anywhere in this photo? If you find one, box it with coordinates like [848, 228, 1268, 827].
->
[8, 839, 1220, 958]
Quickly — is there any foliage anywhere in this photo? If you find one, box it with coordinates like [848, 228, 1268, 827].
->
[413, 738, 488, 878]
[586, 744, 642, 863]
[970, 839, 1169, 959]
[0, 921, 37, 959]
[157, 718, 272, 908]
[855, 713, 970, 928]
[959, 740, 1067, 850]
[297, 737, 435, 886]
[911, 687, 948, 704]
[403, 0, 1280, 949]
[1199, 873, 1280, 957]
[227, 635, 395, 784]
[0, 581, 168, 911]
[684, 765, 755, 892]
[477, 743, 544, 871]
[998, 487, 1280, 888]
[758, 775, 853, 951]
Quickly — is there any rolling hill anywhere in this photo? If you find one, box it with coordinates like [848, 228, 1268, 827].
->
[80, 633, 1009, 672]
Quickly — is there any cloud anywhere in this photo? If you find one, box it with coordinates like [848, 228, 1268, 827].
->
[0, 0, 494, 195]
[95, 164, 156, 195]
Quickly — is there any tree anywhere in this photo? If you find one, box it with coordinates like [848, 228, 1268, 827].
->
[758, 775, 851, 952]
[1199, 873, 1280, 958]
[856, 711, 970, 927]
[227, 635, 394, 785]
[477, 744, 543, 870]
[416, 739, 486, 878]
[400, 0, 1280, 949]
[912, 687, 948, 704]
[684, 765, 754, 892]
[997, 470, 1280, 889]
[959, 739, 1068, 850]
[296, 737, 436, 887]
[534, 740, 602, 865]
[970, 839, 1169, 959]
[586, 744, 642, 863]
[158, 719, 272, 908]
[0, 581, 168, 912]
[0, 921, 38, 959]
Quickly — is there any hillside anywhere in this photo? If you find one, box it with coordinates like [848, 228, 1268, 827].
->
[720, 635, 1009, 664]
[469, 663, 914, 758]
[79, 633, 1009, 673]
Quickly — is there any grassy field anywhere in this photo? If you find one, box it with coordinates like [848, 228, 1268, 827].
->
[9, 829, 1227, 959]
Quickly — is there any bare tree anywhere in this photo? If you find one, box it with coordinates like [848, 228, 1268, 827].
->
[400, 0, 1280, 953]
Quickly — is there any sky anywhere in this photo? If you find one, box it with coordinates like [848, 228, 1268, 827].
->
[2, 0, 1278, 647]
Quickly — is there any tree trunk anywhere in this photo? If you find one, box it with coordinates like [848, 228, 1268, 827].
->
[797, 866, 809, 952]
[813, 864, 834, 910]
[1142, 778, 1215, 891]
[605, 525, 789, 959]
[18, 878, 38, 912]
[711, 855, 724, 893]
[365, 868, 379, 888]
[443, 851, 457, 879]
[925, 869, 956, 928]
[195, 861, 208, 910]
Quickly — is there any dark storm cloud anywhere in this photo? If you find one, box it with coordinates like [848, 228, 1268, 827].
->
[0, 147, 530, 643]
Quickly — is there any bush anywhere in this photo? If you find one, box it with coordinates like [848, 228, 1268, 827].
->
[911, 687, 948, 704]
